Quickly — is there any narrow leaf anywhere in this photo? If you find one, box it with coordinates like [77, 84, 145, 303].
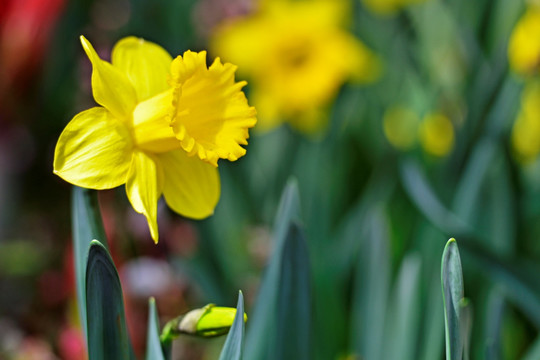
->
[272, 178, 302, 243]
[451, 139, 496, 219]
[72, 186, 108, 341]
[383, 254, 422, 360]
[399, 162, 540, 328]
[420, 270, 445, 360]
[244, 179, 301, 359]
[441, 238, 464, 360]
[219, 291, 246, 360]
[271, 221, 311, 360]
[350, 207, 390, 360]
[399, 159, 471, 235]
[460, 299, 472, 360]
[86, 240, 134, 360]
[522, 335, 540, 360]
[146, 298, 166, 360]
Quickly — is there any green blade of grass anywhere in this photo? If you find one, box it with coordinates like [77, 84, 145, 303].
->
[72, 186, 108, 342]
[441, 238, 464, 360]
[86, 240, 134, 360]
[218, 291, 246, 360]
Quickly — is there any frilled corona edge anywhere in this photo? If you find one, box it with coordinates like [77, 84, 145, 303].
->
[169, 50, 257, 167]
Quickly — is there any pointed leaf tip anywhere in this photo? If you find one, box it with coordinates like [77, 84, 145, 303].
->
[146, 297, 165, 360]
[442, 237, 464, 360]
[86, 240, 135, 360]
[219, 291, 246, 360]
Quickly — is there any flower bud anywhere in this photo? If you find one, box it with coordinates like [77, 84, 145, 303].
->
[160, 304, 247, 343]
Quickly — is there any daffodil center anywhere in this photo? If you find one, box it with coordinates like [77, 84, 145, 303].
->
[279, 40, 312, 70]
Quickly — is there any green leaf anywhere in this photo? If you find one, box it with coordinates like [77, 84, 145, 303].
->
[272, 178, 302, 244]
[464, 247, 540, 328]
[522, 335, 540, 360]
[451, 139, 496, 220]
[420, 270, 445, 360]
[219, 291, 246, 360]
[271, 221, 311, 360]
[146, 298, 166, 360]
[72, 186, 108, 341]
[399, 160, 540, 328]
[399, 159, 471, 236]
[460, 299, 472, 360]
[350, 207, 390, 360]
[441, 238, 464, 360]
[86, 240, 134, 360]
[383, 253, 422, 360]
[245, 180, 311, 360]
[244, 179, 301, 359]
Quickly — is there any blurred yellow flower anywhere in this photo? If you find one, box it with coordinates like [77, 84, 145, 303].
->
[383, 105, 454, 157]
[211, 0, 380, 134]
[512, 81, 540, 161]
[383, 105, 420, 150]
[508, 6, 540, 76]
[54, 36, 256, 242]
[362, 0, 429, 16]
[418, 112, 454, 157]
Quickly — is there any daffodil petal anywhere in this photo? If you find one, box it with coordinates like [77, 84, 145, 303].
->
[170, 51, 257, 166]
[112, 37, 173, 102]
[126, 151, 164, 243]
[160, 149, 220, 219]
[132, 89, 180, 153]
[80, 35, 137, 120]
[53, 107, 132, 189]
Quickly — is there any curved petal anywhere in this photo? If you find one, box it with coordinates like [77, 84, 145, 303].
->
[126, 151, 164, 243]
[159, 149, 220, 219]
[170, 51, 257, 166]
[112, 36, 173, 102]
[80, 36, 137, 120]
[53, 107, 133, 189]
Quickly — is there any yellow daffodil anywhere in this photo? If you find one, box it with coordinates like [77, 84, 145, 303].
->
[211, 0, 380, 134]
[362, 0, 429, 16]
[512, 81, 540, 161]
[508, 6, 540, 76]
[54, 36, 256, 242]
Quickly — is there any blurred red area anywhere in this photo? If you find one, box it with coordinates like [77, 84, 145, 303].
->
[0, 0, 65, 107]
